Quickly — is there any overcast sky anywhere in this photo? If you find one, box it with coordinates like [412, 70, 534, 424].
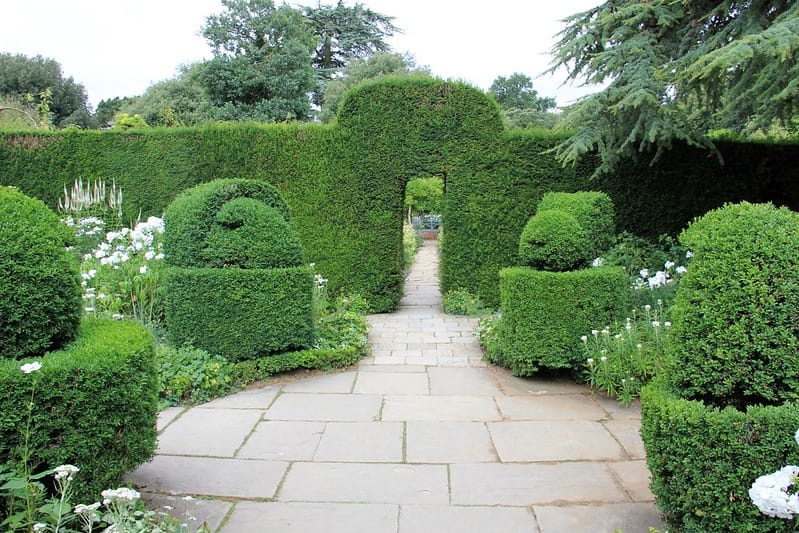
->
[0, 1, 601, 109]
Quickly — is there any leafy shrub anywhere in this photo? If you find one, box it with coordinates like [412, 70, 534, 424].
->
[497, 266, 628, 375]
[201, 197, 304, 269]
[0, 319, 158, 502]
[443, 289, 491, 316]
[165, 266, 314, 362]
[536, 191, 615, 257]
[402, 222, 421, 269]
[640, 381, 799, 532]
[163, 179, 293, 269]
[405, 177, 444, 217]
[0, 186, 81, 359]
[156, 344, 234, 407]
[668, 202, 799, 409]
[517, 209, 591, 271]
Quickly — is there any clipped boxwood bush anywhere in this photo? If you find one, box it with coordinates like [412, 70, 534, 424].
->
[518, 209, 591, 271]
[641, 381, 799, 532]
[668, 202, 799, 409]
[536, 191, 616, 256]
[497, 266, 628, 375]
[165, 266, 314, 362]
[0, 186, 81, 359]
[0, 319, 158, 502]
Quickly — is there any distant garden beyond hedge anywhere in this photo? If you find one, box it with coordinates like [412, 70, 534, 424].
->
[2, 78, 799, 309]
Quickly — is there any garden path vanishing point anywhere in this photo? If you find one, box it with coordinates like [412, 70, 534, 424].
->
[128, 239, 664, 532]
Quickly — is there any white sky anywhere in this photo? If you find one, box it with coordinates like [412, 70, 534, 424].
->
[0, 0, 601, 110]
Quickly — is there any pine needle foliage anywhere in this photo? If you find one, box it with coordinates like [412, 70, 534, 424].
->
[550, 0, 799, 176]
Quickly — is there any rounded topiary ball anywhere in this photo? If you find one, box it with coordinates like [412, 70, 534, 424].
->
[202, 197, 305, 269]
[518, 209, 592, 271]
[668, 202, 799, 408]
[0, 186, 82, 359]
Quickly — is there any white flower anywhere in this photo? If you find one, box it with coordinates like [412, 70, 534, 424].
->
[625, 323, 632, 331]
[587, 358, 594, 364]
[652, 321, 661, 328]
[676, 266, 687, 274]
[615, 333, 623, 340]
[639, 268, 649, 279]
[592, 257, 604, 267]
[84, 307, 95, 312]
[74, 502, 101, 515]
[591, 329, 599, 337]
[112, 313, 125, 320]
[139, 265, 147, 274]
[600, 356, 607, 362]
[580, 335, 588, 343]
[664, 321, 672, 328]
[664, 260, 675, 270]
[145, 249, 155, 260]
[644, 304, 651, 312]
[33, 523, 47, 532]
[54, 464, 79, 481]
[154, 253, 165, 260]
[648, 271, 669, 289]
[750, 465, 799, 519]
[637, 343, 643, 349]
[795, 428, 799, 447]
[20, 362, 42, 374]
[101, 487, 140, 505]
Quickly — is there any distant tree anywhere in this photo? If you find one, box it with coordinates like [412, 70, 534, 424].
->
[112, 113, 149, 130]
[95, 96, 135, 129]
[489, 73, 558, 130]
[117, 64, 211, 127]
[320, 52, 429, 122]
[303, 1, 398, 105]
[200, 0, 317, 122]
[0, 53, 94, 128]
[549, 1, 799, 176]
[404, 176, 444, 223]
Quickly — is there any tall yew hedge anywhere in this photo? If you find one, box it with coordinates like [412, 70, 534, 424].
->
[2, 79, 799, 310]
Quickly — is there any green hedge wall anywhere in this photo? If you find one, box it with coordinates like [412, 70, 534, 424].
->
[164, 266, 314, 362]
[641, 381, 799, 532]
[2, 81, 799, 309]
[0, 319, 158, 502]
[497, 266, 628, 375]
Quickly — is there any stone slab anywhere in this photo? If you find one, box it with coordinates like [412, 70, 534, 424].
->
[266, 392, 381, 421]
[450, 462, 627, 506]
[157, 406, 185, 432]
[493, 371, 589, 396]
[593, 394, 642, 420]
[358, 365, 427, 373]
[314, 422, 404, 462]
[141, 492, 231, 532]
[399, 505, 537, 533]
[279, 462, 449, 505]
[382, 395, 501, 421]
[354, 372, 430, 395]
[220, 501, 399, 533]
[405, 421, 497, 463]
[488, 421, 625, 462]
[156, 408, 262, 457]
[495, 394, 608, 421]
[604, 418, 646, 459]
[127, 455, 287, 499]
[609, 460, 656, 502]
[280, 371, 357, 393]
[427, 367, 502, 396]
[534, 503, 664, 533]
[198, 386, 279, 409]
[237, 420, 324, 460]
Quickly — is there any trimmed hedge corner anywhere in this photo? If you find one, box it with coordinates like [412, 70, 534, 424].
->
[536, 191, 615, 256]
[165, 266, 314, 362]
[0, 318, 158, 502]
[641, 381, 799, 532]
[497, 266, 628, 375]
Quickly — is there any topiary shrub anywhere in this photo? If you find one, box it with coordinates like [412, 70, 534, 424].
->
[518, 209, 591, 271]
[536, 191, 615, 258]
[667, 202, 799, 409]
[497, 266, 628, 375]
[0, 318, 158, 503]
[164, 179, 313, 362]
[641, 202, 799, 532]
[0, 187, 82, 360]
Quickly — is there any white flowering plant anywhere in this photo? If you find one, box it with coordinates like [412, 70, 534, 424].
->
[750, 429, 799, 526]
[77, 216, 166, 326]
[582, 301, 673, 405]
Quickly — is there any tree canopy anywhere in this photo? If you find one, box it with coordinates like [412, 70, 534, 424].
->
[0, 53, 94, 129]
[550, 0, 799, 176]
[489, 72, 558, 129]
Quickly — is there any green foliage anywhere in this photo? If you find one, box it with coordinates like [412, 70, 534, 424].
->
[640, 381, 799, 532]
[536, 191, 615, 256]
[164, 266, 314, 362]
[402, 222, 421, 270]
[404, 176, 444, 217]
[496, 266, 628, 375]
[0, 319, 158, 503]
[0, 186, 81, 359]
[202, 197, 305, 269]
[667, 202, 799, 409]
[489, 72, 558, 129]
[0, 53, 94, 129]
[549, 1, 799, 176]
[163, 179, 293, 268]
[518, 209, 591, 271]
[112, 113, 149, 130]
[156, 344, 233, 406]
[442, 289, 490, 316]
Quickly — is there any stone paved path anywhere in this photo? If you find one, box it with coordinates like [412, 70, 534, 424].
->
[129, 240, 664, 532]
